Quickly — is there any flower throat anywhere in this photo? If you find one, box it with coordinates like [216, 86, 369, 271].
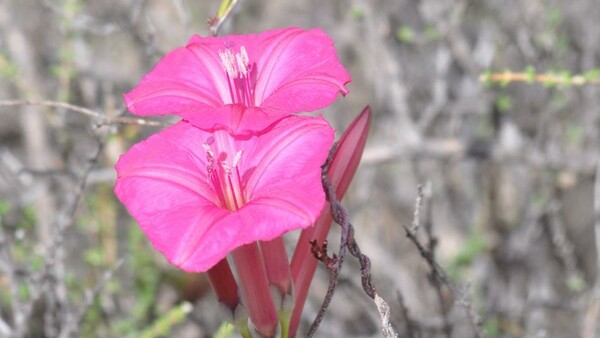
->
[203, 136, 247, 211]
[219, 43, 256, 107]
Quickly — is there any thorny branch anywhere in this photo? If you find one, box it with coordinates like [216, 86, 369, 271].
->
[582, 160, 600, 338]
[410, 184, 452, 337]
[403, 187, 484, 338]
[1, 100, 131, 338]
[308, 145, 397, 337]
[59, 258, 125, 338]
[396, 291, 419, 338]
[403, 226, 484, 337]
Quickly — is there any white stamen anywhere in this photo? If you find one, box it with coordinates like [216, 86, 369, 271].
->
[239, 46, 249, 68]
[221, 161, 231, 175]
[217, 45, 254, 106]
[219, 49, 237, 78]
[233, 150, 243, 167]
[203, 143, 215, 158]
[236, 53, 248, 76]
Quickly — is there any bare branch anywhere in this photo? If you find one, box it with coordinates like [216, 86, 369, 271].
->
[209, 0, 240, 36]
[0, 99, 167, 127]
[410, 184, 424, 234]
[59, 258, 125, 338]
[396, 291, 419, 337]
[403, 224, 484, 337]
[583, 160, 600, 338]
[0, 217, 16, 337]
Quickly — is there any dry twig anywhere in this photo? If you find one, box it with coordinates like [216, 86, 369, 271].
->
[583, 160, 600, 338]
[0, 99, 166, 127]
[308, 145, 397, 337]
[403, 222, 484, 337]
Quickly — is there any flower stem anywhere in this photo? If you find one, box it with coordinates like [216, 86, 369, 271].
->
[207, 258, 240, 315]
[260, 236, 294, 338]
[237, 323, 253, 338]
[260, 237, 293, 303]
[288, 209, 333, 337]
[232, 243, 278, 337]
[208, 259, 253, 336]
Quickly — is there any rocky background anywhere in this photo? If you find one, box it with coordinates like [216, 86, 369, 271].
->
[1, 0, 600, 337]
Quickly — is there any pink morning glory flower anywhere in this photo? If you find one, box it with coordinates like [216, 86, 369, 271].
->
[124, 27, 350, 134]
[114, 115, 334, 272]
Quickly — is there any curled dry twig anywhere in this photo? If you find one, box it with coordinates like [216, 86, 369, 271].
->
[307, 145, 397, 338]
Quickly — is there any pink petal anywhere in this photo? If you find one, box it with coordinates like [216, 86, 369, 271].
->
[124, 47, 226, 117]
[124, 27, 350, 133]
[254, 27, 350, 112]
[242, 115, 334, 196]
[178, 197, 317, 272]
[115, 116, 334, 272]
[114, 123, 226, 269]
[179, 105, 288, 136]
[180, 116, 334, 271]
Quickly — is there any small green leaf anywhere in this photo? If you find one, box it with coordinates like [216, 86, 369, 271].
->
[396, 26, 415, 44]
[18, 282, 29, 301]
[547, 8, 564, 27]
[524, 66, 536, 83]
[479, 70, 493, 86]
[84, 249, 104, 267]
[350, 6, 364, 20]
[139, 302, 193, 338]
[583, 69, 600, 81]
[483, 316, 500, 337]
[0, 200, 10, 216]
[453, 233, 488, 267]
[495, 95, 512, 112]
[424, 26, 441, 40]
[214, 322, 235, 338]
[566, 275, 585, 292]
[565, 124, 583, 144]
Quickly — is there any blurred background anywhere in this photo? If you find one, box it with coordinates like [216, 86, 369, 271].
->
[1, 0, 600, 337]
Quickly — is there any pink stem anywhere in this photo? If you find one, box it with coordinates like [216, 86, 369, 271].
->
[207, 258, 240, 315]
[261, 236, 293, 302]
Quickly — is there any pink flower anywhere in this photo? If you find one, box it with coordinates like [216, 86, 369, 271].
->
[114, 115, 334, 272]
[124, 27, 350, 134]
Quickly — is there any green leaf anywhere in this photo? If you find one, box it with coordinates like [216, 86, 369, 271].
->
[0, 200, 10, 216]
[350, 6, 364, 20]
[139, 302, 193, 338]
[453, 233, 488, 267]
[396, 26, 415, 44]
[424, 26, 441, 40]
[213, 322, 235, 338]
[565, 124, 583, 144]
[524, 66, 536, 83]
[495, 95, 512, 112]
[566, 275, 585, 292]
